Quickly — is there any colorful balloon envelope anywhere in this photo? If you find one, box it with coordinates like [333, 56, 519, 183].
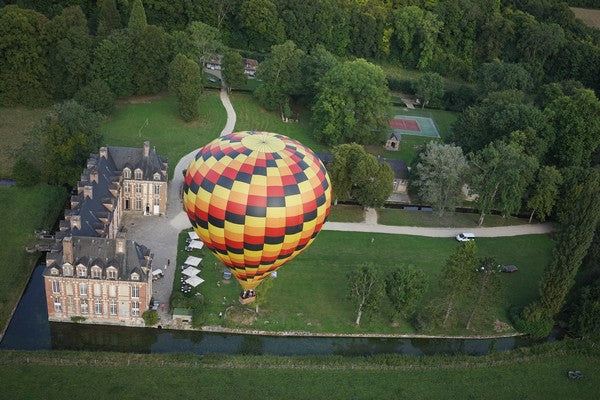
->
[183, 131, 331, 291]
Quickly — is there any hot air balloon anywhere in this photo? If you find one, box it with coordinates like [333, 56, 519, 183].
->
[183, 131, 331, 303]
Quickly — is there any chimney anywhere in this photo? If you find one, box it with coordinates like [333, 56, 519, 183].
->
[70, 215, 81, 230]
[63, 236, 74, 264]
[99, 147, 108, 159]
[115, 232, 126, 254]
[83, 185, 93, 199]
[143, 141, 150, 158]
[90, 168, 98, 184]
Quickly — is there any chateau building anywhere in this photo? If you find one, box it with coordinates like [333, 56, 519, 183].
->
[43, 141, 167, 326]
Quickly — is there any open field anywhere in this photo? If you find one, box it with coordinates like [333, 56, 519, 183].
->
[0, 341, 598, 399]
[0, 107, 49, 179]
[378, 208, 532, 228]
[571, 7, 600, 29]
[0, 185, 66, 334]
[181, 230, 553, 335]
[230, 92, 326, 153]
[101, 92, 226, 178]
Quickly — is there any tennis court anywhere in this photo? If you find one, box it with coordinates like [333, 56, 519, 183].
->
[389, 115, 440, 138]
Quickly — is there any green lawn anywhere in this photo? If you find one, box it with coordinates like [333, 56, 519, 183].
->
[379, 62, 469, 91]
[0, 185, 66, 333]
[184, 230, 552, 335]
[230, 92, 326, 153]
[327, 205, 365, 223]
[100, 92, 227, 178]
[1, 342, 598, 399]
[378, 208, 533, 228]
[0, 107, 48, 179]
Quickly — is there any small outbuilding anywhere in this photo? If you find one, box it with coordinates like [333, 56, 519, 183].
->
[173, 308, 193, 323]
[385, 132, 401, 151]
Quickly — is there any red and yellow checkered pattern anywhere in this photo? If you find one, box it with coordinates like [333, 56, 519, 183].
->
[183, 131, 331, 290]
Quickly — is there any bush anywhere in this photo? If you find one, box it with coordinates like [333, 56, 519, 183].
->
[142, 310, 159, 326]
[442, 85, 477, 111]
[70, 316, 86, 323]
[12, 156, 40, 186]
[74, 79, 116, 116]
[511, 304, 554, 338]
[387, 77, 415, 94]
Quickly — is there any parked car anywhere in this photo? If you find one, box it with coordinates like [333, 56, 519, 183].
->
[456, 232, 475, 242]
[499, 264, 518, 273]
[151, 299, 159, 311]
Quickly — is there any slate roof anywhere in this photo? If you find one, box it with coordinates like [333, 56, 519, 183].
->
[44, 236, 151, 281]
[108, 145, 167, 182]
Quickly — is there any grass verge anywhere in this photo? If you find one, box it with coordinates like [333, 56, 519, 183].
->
[327, 205, 365, 223]
[377, 208, 533, 228]
[0, 185, 66, 334]
[0, 340, 598, 399]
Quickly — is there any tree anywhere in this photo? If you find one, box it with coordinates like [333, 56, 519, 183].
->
[142, 310, 159, 326]
[439, 241, 478, 326]
[12, 156, 41, 187]
[465, 257, 501, 330]
[452, 90, 554, 156]
[74, 79, 116, 116]
[329, 143, 393, 208]
[255, 40, 305, 113]
[39, 100, 103, 186]
[46, 6, 92, 99]
[221, 51, 247, 89]
[238, 0, 285, 51]
[312, 59, 390, 145]
[96, 0, 122, 36]
[477, 61, 532, 94]
[520, 168, 600, 337]
[351, 154, 394, 209]
[347, 264, 384, 326]
[385, 266, 427, 319]
[184, 21, 224, 66]
[91, 30, 134, 97]
[545, 89, 600, 169]
[414, 72, 444, 109]
[169, 54, 202, 121]
[303, 45, 339, 99]
[392, 6, 442, 70]
[0, 5, 49, 106]
[330, 143, 365, 203]
[415, 142, 468, 216]
[128, 0, 148, 33]
[469, 140, 538, 226]
[569, 281, 600, 338]
[526, 166, 562, 223]
[131, 25, 171, 94]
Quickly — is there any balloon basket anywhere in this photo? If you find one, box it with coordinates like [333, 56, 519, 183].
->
[239, 296, 256, 305]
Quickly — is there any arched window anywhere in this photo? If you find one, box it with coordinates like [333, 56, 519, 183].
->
[50, 268, 59, 276]
[91, 266, 101, 279]
[134, 169, 142, 180]
[77, 265, 87, 277]
[153, 173, 161, 181]
[131, 273, 139, 281]
[63, 264, 72, 276]
[123, 168, 131, 179]
[107, 267, 117, 280]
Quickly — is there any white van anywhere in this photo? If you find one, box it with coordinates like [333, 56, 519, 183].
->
[456, 232, 475, 242]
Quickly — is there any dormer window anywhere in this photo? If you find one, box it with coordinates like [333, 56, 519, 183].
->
[123, 168, 131, 179]
[107, 267, 117, 280]
[153, 173, 161, 181]
[134, 169, 142, 180]
[63, 265, 72, 276]
[77, 265, 87, 277]
[131, 273, 139, 281]
[91, 267, 101, 279]
[51, 268, 59, 276]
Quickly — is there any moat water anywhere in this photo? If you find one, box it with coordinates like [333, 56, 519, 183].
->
[0, 262, 542, 356]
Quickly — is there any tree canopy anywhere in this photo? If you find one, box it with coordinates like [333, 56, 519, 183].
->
[312, 59, 390, 145]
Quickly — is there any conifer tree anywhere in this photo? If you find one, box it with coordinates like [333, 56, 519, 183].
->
[128, 0, 147, 33]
